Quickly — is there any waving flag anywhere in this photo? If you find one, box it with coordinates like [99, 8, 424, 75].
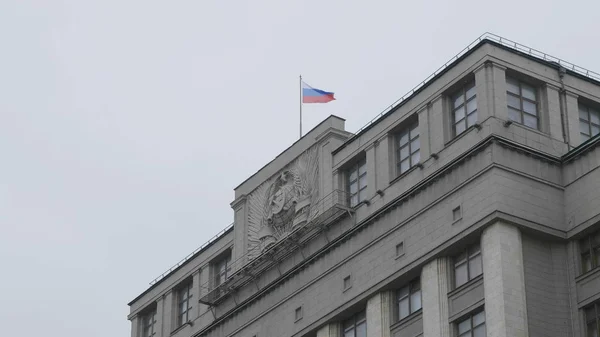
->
[302, 81, 336, 104]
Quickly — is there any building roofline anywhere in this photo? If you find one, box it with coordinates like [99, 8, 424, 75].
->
[128, 225, 234, 306]
[332, 33, 600, 155]
[233, 114, 346, 191]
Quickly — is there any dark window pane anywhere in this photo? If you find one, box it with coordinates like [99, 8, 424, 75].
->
[592, 125, 600, 137]
[399, 298, 410, 319]
[582, 133, 591, 142]
[469, 255, 483, 278]
[410, 290, 422, 313]
[400, 146, 409, 160]
[411, 138, 420, 153]
[523, 101, 537, 115]
[455, 263, 468, 287]
[588, 322, 598, 337]
[473, 311, 486, 325]
[591, 109, 600, 124]
[467, 99, 477, 114]
[455, 106, 466, 122]
[399, 132, 409, 146]
[356, 322, 367, 337]
[410, 124, 419, 139]
[455, 122, 466, 135]
[400, 160, 410, 174]
[521, 83, 536, 101]
[523, 114, 538, 129]
[506, 77, 520, 94]
[507, 94, 520, 109]
[508, 108, 521, 122]
[454, 94, 464, 108]
[580, 106, 590, 120]
[583, 253, 592, 273]
[581, 121, 591, 135]
[467, 112, 477, 127]
[398, 286, 409, 298]
[466, 84, 476, 99]
[358, 161, 367, 175]
[473, 325, 486, 337]
[411, 151, 420, 165]
[458, 318, 471, 335]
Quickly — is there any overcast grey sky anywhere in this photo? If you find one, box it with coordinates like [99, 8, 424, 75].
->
[1, 1, 599, 336]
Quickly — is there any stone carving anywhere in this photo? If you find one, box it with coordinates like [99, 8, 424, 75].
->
[247, 147, 319, 259]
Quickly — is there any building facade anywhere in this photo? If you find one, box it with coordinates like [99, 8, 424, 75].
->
[127, 33, 600, 337]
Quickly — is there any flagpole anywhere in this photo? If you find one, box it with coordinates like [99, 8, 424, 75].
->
[299, 75, 303, 139]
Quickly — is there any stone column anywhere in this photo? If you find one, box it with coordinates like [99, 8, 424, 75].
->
[130, 315, 139, 337]
[565, 91, 581, 148]
[421, 257, 450, 337]
[155, 297, 164, 337]
[374, 134, 392, 189]
[482, 222, 529, 337]
[198, 265, 210, 317]
[191, 270, 201, 321]
[231, 196, 247, 273]
[366, 291, 393, 337]
[544, 83, 563, 140]
[429, 95, 445, 155]
[474, 62, 492, 123]
[365, 142, 377, 200]
[488, 62, 508, 121]
[416, 105, 431, 162]
[317, 322, 340, 337]
[162, 290, 174, 336]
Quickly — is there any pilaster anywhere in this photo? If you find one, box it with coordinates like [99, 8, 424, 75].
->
[417, 105, 431, 160]
[544, 83, 563, 140]
[429, 95, 445, 155]
[565, 91, 581, 147]
[375, 133, 392, 190]
[489, 62, 508, 120]
[365, 141, 377, 200]
[162, 290, 174, 335]
[366, 291, 392, 337]
[191, 270, 201, 321]
[422, 257, 450, 337]
[482, 222, 528, 337]
[231, 195, 247, 272]
[474, 62, 492, 122]
[130, 314, 139, 337]
[155, 297, 164, 337]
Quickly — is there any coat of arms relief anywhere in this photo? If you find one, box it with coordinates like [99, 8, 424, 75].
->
[246, 147, 319, 260]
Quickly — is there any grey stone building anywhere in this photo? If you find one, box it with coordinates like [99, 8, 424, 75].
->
[127, 33, 600, 337]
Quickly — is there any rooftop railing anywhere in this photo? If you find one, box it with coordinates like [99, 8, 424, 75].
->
[348, 32, 600, 142]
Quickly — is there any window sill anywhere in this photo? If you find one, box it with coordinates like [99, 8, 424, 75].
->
[389, 165, 419, 186]
[448, 273, 483, 297]
[445, 123, 479, 148]
[170, 321, 192, 336]
[390, 309, 422, 330]
[575, 266, 600, 283]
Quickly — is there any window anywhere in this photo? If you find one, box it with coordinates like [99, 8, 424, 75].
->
[454, 243, 482, 288]
[506, 76, 538, 129]
[457, 310, 486, 337]
[586, 301, 600, 337]
[141, 309, 157, 337]
[453, 206, 462, 221]
[214, 254, 231, 288]
[347, 158, 367, 207]
[397, 278, 421, 320]
[580, 231, 600, 274]
[396, 121, 420, 175]
[343, 275, 352, 291]
[452, 81, 477, 136]
[579, 103, 600, 142]
[177, 281, 193, 327]
[295, 306, 303, 322]
[342, 310, 367, 337]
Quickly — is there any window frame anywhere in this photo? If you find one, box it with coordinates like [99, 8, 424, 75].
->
[141, 308, 157, 337]
[506, 76, 539, 130]
[456, 309, 486, 337]
[579, 102, 600, 142]
[453, 243, 482, 288]
[451, 80, 478, 137]
[176, 281, 193, 327]
[396, 278, 422, 321]
[342, 310, 367, 337]
[395, 121, 420, 176]
[346, 157, 367, 207]
[580, 231, 600, 274]
[586, 301, 600, 337]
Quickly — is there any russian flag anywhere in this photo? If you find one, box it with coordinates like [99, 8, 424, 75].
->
[302, 81, 335, 104]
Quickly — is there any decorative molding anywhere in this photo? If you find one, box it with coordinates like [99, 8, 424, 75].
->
[230, 194, 247, 209]
[246, 146, 320, 260]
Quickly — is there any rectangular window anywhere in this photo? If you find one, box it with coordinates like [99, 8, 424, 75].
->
[141, 309, 157, 337]
[342, 310, 367, 337]
[347, 158, 367, 207]
[452, 81, 477, 136]
[586, 302, 600, 337]
[395, 121, 420, 175]
[580, 231, 600, 274]
[454, 243, 482, 288]
[214, 254, 231, 288]
[457, 310, 486, 337]
[177, 281, 193, 327]
[397, 278, 422, 320]
[579, 103, 600, 142]
[506, 76, 539, 129]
